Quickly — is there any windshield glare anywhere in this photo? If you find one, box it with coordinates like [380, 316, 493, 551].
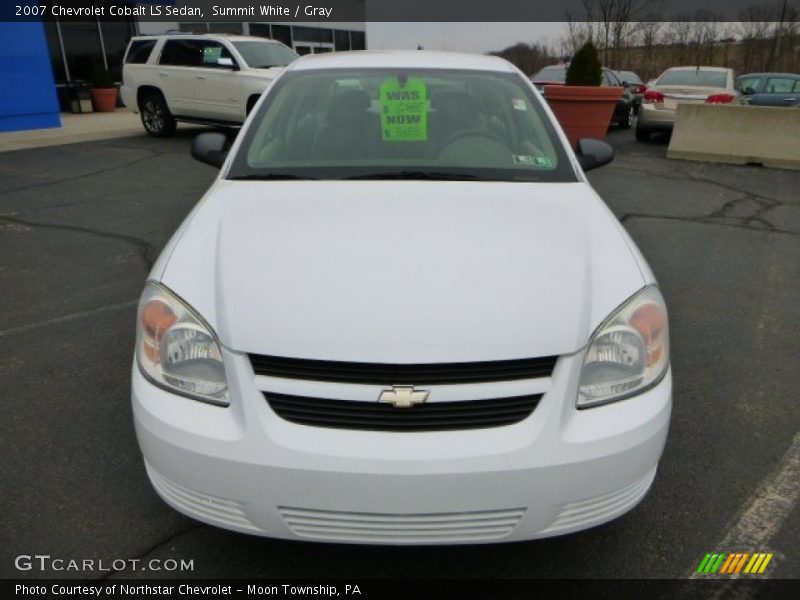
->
[232, 41, 297, 68]
[229, 68, 574, 182]
[658, 70, 727, 88]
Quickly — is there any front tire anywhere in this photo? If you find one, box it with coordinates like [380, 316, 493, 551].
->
[140, 93, 176, 137]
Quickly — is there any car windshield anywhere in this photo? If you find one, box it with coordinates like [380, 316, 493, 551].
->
[232, 41, 297, 68]
[532, 66, 566, 82]
[658, 69, 727, 88]
[618, 71, 641, 84]
[229, 68, 575, 182]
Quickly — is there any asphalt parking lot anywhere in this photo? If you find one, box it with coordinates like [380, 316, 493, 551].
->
[1, 124, 798, 580]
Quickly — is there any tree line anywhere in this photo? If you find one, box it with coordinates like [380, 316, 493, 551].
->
[490, 0, 800, 80]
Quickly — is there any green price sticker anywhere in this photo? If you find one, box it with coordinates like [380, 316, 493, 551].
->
[379, 77, 428, 142]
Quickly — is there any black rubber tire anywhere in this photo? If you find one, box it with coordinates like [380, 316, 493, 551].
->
[140, 92, 176, 137]
[635, 126, 651, 142]
[619, 105, 634, 129]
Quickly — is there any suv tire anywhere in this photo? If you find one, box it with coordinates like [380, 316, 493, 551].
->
[140, 93, 176, 137]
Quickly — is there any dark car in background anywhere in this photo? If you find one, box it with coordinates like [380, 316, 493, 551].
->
[736, 73, 800, 107]
[615, 70, 646, 114]
[531, 65, 636, 128]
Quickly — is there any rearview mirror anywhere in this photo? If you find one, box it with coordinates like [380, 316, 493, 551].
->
[191, 132, 228, 168]
[576, 138, 614, 172]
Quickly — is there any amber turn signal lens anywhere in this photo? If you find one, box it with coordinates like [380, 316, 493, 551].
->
[142, 300, 177, 362]
[631, 303, 665, 367]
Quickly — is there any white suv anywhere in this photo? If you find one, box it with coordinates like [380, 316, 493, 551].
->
[121, 34, 297, 136]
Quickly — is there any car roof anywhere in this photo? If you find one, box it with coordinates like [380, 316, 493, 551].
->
[131, 34, 281, 43]
[286, 50, 516, 73]
[663, 66, 732, 72]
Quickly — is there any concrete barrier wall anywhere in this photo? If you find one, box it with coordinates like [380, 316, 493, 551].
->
[667, 104, 800, 170]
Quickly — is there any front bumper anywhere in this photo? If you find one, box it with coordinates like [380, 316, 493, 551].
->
[132, 349, 671, 544]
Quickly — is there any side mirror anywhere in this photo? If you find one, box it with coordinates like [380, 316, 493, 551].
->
[191, 132, 228, 168]
[621, 80, 630, 87]
[576, 138, 614, 172]
[218, 57, 239, 70]
[742, 86, 756, 95]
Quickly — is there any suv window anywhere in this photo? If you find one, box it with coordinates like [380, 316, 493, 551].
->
[160, 39, 235, 68]
[765, 77, 796, 93]
[737, 76, 762, 93]
[160, 39, 204, 66]
[125, 40, 157, 64]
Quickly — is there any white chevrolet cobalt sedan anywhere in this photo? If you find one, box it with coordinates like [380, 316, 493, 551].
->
[132, 51, 671, 544]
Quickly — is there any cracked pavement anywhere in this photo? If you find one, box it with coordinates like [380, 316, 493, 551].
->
[1, 127, 798, 579]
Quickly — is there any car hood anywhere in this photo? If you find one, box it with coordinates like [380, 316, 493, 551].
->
[159, 181, 647, 362]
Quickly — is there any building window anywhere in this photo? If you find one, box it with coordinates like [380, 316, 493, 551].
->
[43, 21, 67, 84]
[250, 24, 271, 38]
[292, 26, 333, 44]
[179, 23, 208, 33]
[271, 25, 292, 48]
[334, 29, 350, 51]
[99, 20, 136, 81]
[209, 22, 244, 34]
[350, 31, 365, 50]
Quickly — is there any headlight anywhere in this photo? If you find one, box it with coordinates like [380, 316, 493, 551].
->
[577, 286, 669, 408]
[135, 282, 229, 406]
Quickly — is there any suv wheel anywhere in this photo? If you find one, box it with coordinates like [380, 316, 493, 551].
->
[140, 93, 176, 137]
[635, 126, 651, 142]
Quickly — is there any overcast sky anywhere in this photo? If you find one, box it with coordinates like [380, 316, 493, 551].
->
[366, 23, 570, 54]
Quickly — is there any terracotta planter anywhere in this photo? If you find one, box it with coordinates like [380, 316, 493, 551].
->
[90, 87, 118, 112]
[544, 85, 623, 148]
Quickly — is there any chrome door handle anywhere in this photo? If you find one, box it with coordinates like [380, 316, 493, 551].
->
[196, 75, 207, 80]
[158, 72, 168, 77]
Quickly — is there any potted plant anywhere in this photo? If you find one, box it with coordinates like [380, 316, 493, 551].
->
[89, 63, 118, 113]
[544, 41, 622, 148]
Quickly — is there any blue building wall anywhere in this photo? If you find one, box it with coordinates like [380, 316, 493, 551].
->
[0, 21, 61, 132]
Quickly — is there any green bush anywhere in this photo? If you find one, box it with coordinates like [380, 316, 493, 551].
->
[565, 41, 602, 86]
[90, 63, 115, 88]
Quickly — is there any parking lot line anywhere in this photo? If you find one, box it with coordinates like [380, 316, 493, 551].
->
[0, 300, 137, 338]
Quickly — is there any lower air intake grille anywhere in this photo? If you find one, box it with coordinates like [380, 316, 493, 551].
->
[265, 393, 541, 431]
[279, 506, 526, 543]
[249, 354, 558, 385]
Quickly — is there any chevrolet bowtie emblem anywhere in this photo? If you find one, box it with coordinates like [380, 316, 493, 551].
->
[378, 385, 429, 408]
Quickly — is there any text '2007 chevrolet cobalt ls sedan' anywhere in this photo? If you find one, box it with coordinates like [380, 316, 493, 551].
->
[132, 51, 671, 544]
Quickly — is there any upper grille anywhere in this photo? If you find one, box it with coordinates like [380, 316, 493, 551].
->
[265, 392, 541, 431]
[249, 354, 558, 385]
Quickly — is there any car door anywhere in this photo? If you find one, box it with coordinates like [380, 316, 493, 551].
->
[191, 40, 243, 122]
[157, 39, 202, 116]
[751, 76, 800, 107]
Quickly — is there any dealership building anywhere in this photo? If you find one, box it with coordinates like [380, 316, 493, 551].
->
[0, 16, 366, 132]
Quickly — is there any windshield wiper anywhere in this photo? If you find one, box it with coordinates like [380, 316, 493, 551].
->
[228, 174, 318, 180]
[344, 171, 480, 181]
